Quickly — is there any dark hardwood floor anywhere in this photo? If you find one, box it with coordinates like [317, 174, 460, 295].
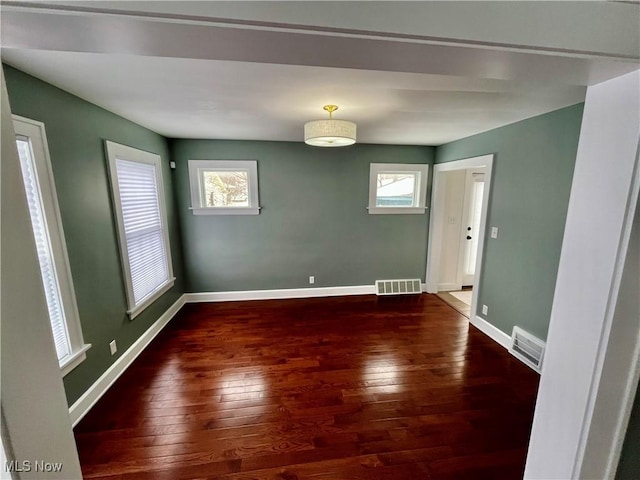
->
[75, 294, 539, 480]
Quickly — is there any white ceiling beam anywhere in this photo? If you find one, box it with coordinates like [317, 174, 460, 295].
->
[2, 8, 638, 86]
[12, 0, 640, 60]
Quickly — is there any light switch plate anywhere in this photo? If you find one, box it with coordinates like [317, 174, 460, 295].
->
[491, 227, 499, 239]
[109, 340, 117, 355]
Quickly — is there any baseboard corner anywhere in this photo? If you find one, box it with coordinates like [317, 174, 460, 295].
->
[470, 314, 511, 350]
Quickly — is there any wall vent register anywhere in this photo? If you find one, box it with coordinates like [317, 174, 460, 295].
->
[375, 279, 422, 296]
[510, 326, 546, 372]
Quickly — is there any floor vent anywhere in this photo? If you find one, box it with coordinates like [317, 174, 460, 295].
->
[375, 279, 422, 296]
[510, 326, 545, 372]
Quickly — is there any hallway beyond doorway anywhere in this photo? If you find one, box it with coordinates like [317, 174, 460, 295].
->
[437, 288, 472, 318]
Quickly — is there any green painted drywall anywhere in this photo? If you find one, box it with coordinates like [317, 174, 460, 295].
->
[435, 104, 583, 340]
[3, 65, 185, 406]
[170, 140, 434, 292]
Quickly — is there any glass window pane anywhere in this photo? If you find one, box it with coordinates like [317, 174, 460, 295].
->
[114, 158, 169, 305]
[375, 172, 417, 207]
[16, 137, 71, 362]
[203, 170, 249, 207]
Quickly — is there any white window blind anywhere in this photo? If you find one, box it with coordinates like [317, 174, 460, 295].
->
[13, 115, 90, 376]
[115, 159, 170, 304]
[106, 142, 174, 318]
[16, 137, 71, 361]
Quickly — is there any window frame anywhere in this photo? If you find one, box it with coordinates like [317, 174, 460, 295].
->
[188, 160, 260, 215]
[368, 163, 429, 215]
[13, 115, 91, 376]
[105, 141, 175, 319]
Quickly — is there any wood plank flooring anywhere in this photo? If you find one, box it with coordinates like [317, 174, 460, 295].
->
[75, 294, 539, 479]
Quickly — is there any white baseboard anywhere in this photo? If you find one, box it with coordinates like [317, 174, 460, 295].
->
[438, 283, 461, 292]
[470, 316, 544, 373]
[184, 284, 376, 303]
[68, 294, 186, 426]
[470, 314, 511, 350]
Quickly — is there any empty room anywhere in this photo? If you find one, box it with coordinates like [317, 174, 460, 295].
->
[1, 2, 639, 479]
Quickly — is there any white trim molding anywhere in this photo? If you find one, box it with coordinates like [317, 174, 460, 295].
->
[105, 141, 175, 320]
[524, 70, 640, 480]
[471, 315, 547, 374]
[13, 115, 92, 376]
[426, 154, 494, 333]
[184, 285, 376, 303]
[368, 163, 429, 215]
[188, 159, 260, 215]
[470, 315, 511, 350]
[68, 294, 185, 426]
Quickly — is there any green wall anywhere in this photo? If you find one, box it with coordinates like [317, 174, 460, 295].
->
[4, 65, 185, 405]
[5, 61, 583, 405]
[170, 140, 434, 292]
[435, 104, 583, 340]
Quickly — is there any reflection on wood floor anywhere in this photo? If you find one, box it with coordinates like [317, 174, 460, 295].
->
[75, 294, 539, 480]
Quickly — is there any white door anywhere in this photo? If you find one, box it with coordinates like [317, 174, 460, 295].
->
[459, 169, 486, 286]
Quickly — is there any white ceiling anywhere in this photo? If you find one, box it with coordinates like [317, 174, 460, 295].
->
[2, 1, 638, 145]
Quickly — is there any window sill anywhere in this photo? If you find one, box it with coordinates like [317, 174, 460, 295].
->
[61, 343, 92, 377]
[191, 207, 261, 216]
[368, 207, 428, 215]
[128, 278, 175, 320]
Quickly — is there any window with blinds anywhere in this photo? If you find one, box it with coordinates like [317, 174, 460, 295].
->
[105, 142, 174, 319]
[17, 137, 70, 360]
[14, 116, 90, 376]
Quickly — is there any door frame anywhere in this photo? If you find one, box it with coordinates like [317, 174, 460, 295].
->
[425, 154, 494, 323]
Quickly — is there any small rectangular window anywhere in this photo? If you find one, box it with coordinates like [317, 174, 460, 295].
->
[368, 163, 429, 214]
[188, 160, 260, 215]
[105, 141, 175, 319]
[14, 116, 91, 376]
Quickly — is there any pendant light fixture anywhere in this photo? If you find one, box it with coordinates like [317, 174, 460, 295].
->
[304, 105, 356, 147]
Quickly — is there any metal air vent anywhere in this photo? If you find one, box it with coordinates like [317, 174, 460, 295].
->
[375, 279, 422, 296]
[510, 326, 545, 372]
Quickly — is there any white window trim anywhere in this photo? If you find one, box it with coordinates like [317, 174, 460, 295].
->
[188, 160, 261, 215]
[12, 115, 91, 376]
[368, 163, 429, 214]
[105, 141, 175, 319]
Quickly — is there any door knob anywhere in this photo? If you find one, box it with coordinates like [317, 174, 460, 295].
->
[467, 235, 472, 240]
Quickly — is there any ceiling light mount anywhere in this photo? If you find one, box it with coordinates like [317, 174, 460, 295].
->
[323, 104, 338, 117]
[304, 104, 356, 147]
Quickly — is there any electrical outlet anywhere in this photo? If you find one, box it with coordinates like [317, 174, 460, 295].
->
[309, 275, 315, 285]
[482, 305, 488, 315]
[491, 227, 499, 239]
[109, 340, 117, 356]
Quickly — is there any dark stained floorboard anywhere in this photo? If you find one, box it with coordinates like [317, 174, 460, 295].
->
[75, 294, 539, 479]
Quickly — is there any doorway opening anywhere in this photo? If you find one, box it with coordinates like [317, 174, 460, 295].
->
[434, 167, 486, 316]
[426, 155, 493, 323]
